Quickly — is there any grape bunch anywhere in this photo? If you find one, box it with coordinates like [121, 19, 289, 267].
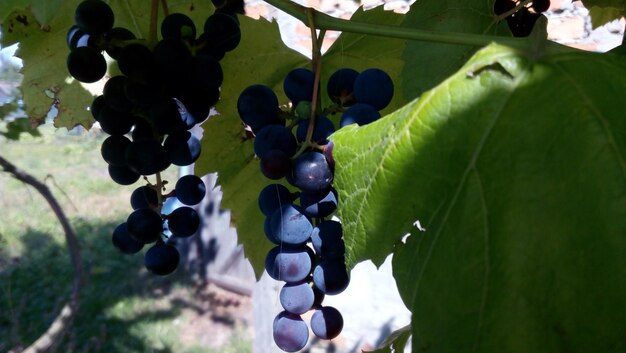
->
[238, 66, 393, 351]
[66, 0, 241, 275]
[494, 0, 551, 37]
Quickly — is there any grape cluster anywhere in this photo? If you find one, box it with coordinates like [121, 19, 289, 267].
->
[238, 67, 393, 351]
[494, 0, 551, 37]
[66, 0, 241, 275]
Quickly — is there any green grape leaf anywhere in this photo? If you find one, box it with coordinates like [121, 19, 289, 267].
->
[588, 6, 624, 28]
[332, 43, 626, 352]
[195, 15, 308, 278]
[367, 324, 411, 353]
[0, 0, 216, 129]
[400, 0, 512, 100]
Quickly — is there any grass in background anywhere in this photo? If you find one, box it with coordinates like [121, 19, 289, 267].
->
[0, 124, 251, 353]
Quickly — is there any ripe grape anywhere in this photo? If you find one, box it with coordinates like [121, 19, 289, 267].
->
[280, 281, 315, 315]
[101, 135, 131, 166]
[254, 125, 298, 159]
[260, 150, 292, 180]
[327, 68, 359, 106]
[300, 188, 338, 218]
[163, 131, 202, 166]
[270, 204, 313, 245]
[67, 46, 107, 83]
[161, 13, 196, 40]
[311, 220, 345, 259]
[167, 206, 200, 237]
[273, 311, 309, 352]
[258, 184, 293, 217]
[117, 43, 155, 78]
[103, 75, 134, 112]
[104, 27, 136, 60]
[310, 306, 343, 340]
[112, 222, 144, 254]
[265, 245, 312, 282]
[313, 258, 350, 295]
[494, 0, 517, 16]
[283, 68, 315, 105]
[144, 242, 180, 276]
[353, 68, 394, 110]
[108, 164, 140, 185]
[237, 84, 280, 133]
[125, 139, 171, 176]
[96, 104, 135, 136]
[288, 151, 333, 193]
[339, 103, 381, 127]
[130, 186, 159, 210]
[203, 13, 241, 52]
[295, 115, 335, 144]
[75, 0, 114, 35]
[127, 208, 163, 244]
[175, 175, 207, 206]
[507, 7, 541, 37]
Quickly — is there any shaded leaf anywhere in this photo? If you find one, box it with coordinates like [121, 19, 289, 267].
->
[366, 324, 411, 353]
[332, 42, 626, 352]
[400, 0, 512, 100]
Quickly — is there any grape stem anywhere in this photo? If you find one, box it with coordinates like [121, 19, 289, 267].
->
[304, 10, 323, 145]
[149, 0, 159, 45]
[161, 0, 170, 17]
[261, 0, 558, 51]
[155, 171, 165, 210]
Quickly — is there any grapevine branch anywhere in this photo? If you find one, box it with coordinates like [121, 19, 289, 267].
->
[261, 0, 563, 52]
[0, 154, 83, 353]
[305, 9, 323, 145]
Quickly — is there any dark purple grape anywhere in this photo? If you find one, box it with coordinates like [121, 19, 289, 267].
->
[108, 164, 140, 185]
[103, 75, 133, 112]
[112, 222, 144, 254]
[265, 245, 312, 282]
[237, 84, 280, 133]
[280, 281, 315, 315]
[101, 135, 131, 166]
[288, 151, 333, 193]
[254, 125, 298, 159]
[75, 0, 114, 35]
[144, 242, 180, 276]
[125, 139, 171, 176]
[127, 208, 163, 244]
[168, 206, 200, 237]
[312, 257, 349, 295]
[300, 188, 338, 218]
[260, 150, 292, 180]
[163, 131, 201, 167]
[310, 220, 345, 259]
[175, 175, 206, 206]
[273, 311, 309, 352]
[90, 95, 106, 121]
[258, 184, 293, 217]
[353, 68, 393, 110]
[130, 185, 159, 210]
[283, 68, 315, 105]
[327, 68, 359, 106]
[149, 98, 187, 135]
[117, 43, 155, 78]
[203, 13, 241, 52]
[104, 27, 136, 59]
[339, 103, 381, 127]
[296, 115, 335, 144]
[67, 46, 107, 83]
[96, 104, 136, 136]
[310, 306, 343, 340]
[264, 216, 280, 244]
[161, 13, 196, 40]
[270, 204, 313, 245]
